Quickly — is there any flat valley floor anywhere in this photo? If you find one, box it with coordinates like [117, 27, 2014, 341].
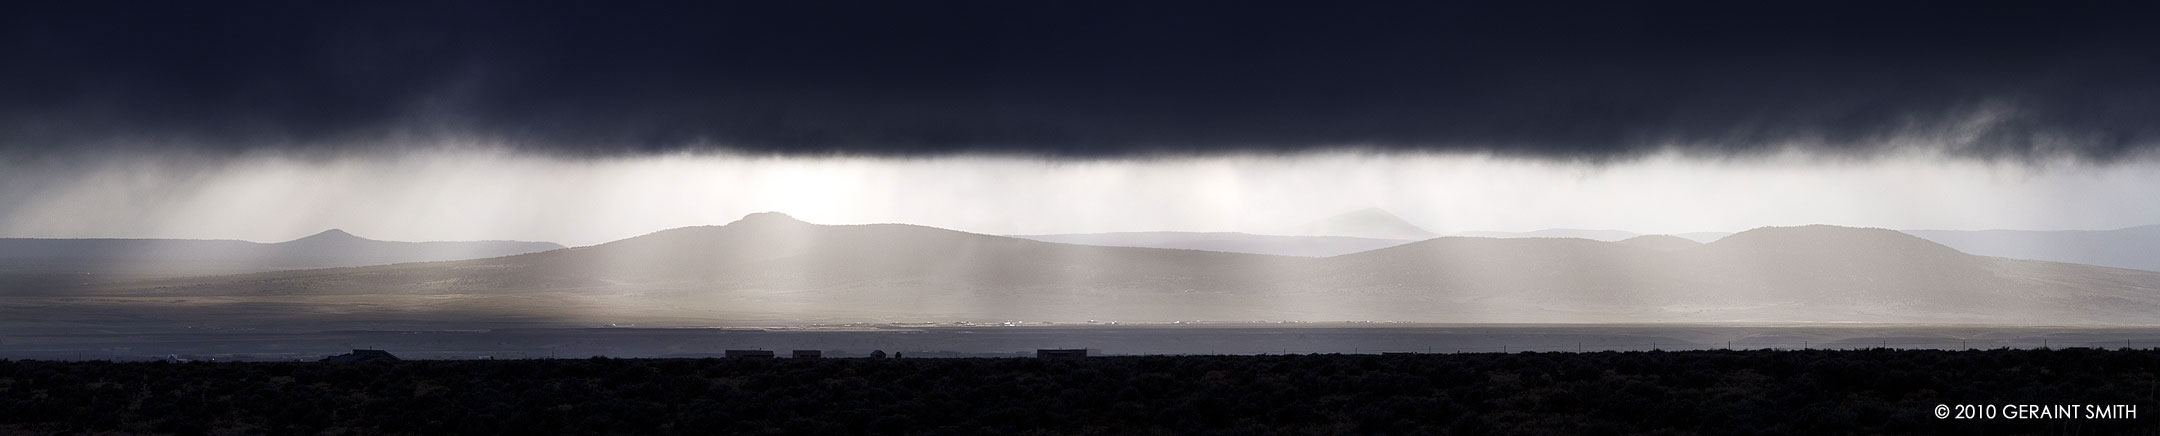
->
[8, 324, 2160, 361]
[1, 349, 2153, 435]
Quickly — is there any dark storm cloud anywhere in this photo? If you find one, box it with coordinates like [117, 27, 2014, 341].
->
[3, 1, 2157, 159]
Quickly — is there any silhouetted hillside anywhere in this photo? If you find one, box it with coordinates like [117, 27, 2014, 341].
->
[1010, 231, 1410, 257]
[83, 215, 2160, 325]
[1313, 236, 1682, 313]
[121, 213, 1309, 322]
[550, 213, 1302, 290]
[0, 230, 564, 275]
[1292, 208, 1437, 240]
[1455, 228, 1641, 241]
[1906, 225, 2160, 272]
[1675, 231, 1735, 243]
[1616, 234, 1704, 251]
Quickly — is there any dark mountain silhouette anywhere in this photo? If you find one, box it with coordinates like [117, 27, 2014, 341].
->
[0, 230, 564, 275]
[1010, 232, 1411, 257]
[48, 216, 2160, 326]
[1904, 226, 2160, 272]
[1291, 208, 1437, 240]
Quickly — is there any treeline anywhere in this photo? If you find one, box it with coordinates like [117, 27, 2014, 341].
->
[0, 349, 2154, 435]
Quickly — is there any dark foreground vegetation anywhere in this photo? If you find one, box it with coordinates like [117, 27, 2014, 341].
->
[2, 349, 2154, 435]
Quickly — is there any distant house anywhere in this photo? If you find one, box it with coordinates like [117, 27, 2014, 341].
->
[321, 349, 399, 363]
[792, 350, 822, 359]
[1036, 349, 1088, 359]
[725, 349, 775, 359]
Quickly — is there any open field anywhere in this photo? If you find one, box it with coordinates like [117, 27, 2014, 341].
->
[1, 349, 2153, 435]
[9, 324, 2160, 362]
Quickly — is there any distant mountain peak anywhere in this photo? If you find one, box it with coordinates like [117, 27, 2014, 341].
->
[1711, 225, 1963, 257]
[1454, 228, 1642, 241]
[1296, 207, 1436, 240]
[730, 211, 809, 226]
[1728, 224, 1899, 237]
[286, 228, 369, 244]
[1336, 207, 1406, 220]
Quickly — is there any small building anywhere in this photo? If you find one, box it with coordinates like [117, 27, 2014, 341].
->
[791, 350, 822, 359]
[724, 349, 775, 359]
[321, 349, 399, 363]
[1036, 348, 1088, 359]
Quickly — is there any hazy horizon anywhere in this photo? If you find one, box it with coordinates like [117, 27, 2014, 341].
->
[6, 149, 2160, 247]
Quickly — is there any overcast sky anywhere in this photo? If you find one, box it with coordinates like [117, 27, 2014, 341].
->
[3, 1, 2158, 245]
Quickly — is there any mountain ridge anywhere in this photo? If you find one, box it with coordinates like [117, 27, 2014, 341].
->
[1293, 208, 1437, 240]
[1010, 231, 1411, 257]
[83, 214, 2160, 326]
[1904, 226, 2160, 272]
[0, 230, 566, 275]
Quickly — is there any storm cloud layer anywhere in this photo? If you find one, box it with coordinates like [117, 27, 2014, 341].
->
[6, 1, 2158, 160]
